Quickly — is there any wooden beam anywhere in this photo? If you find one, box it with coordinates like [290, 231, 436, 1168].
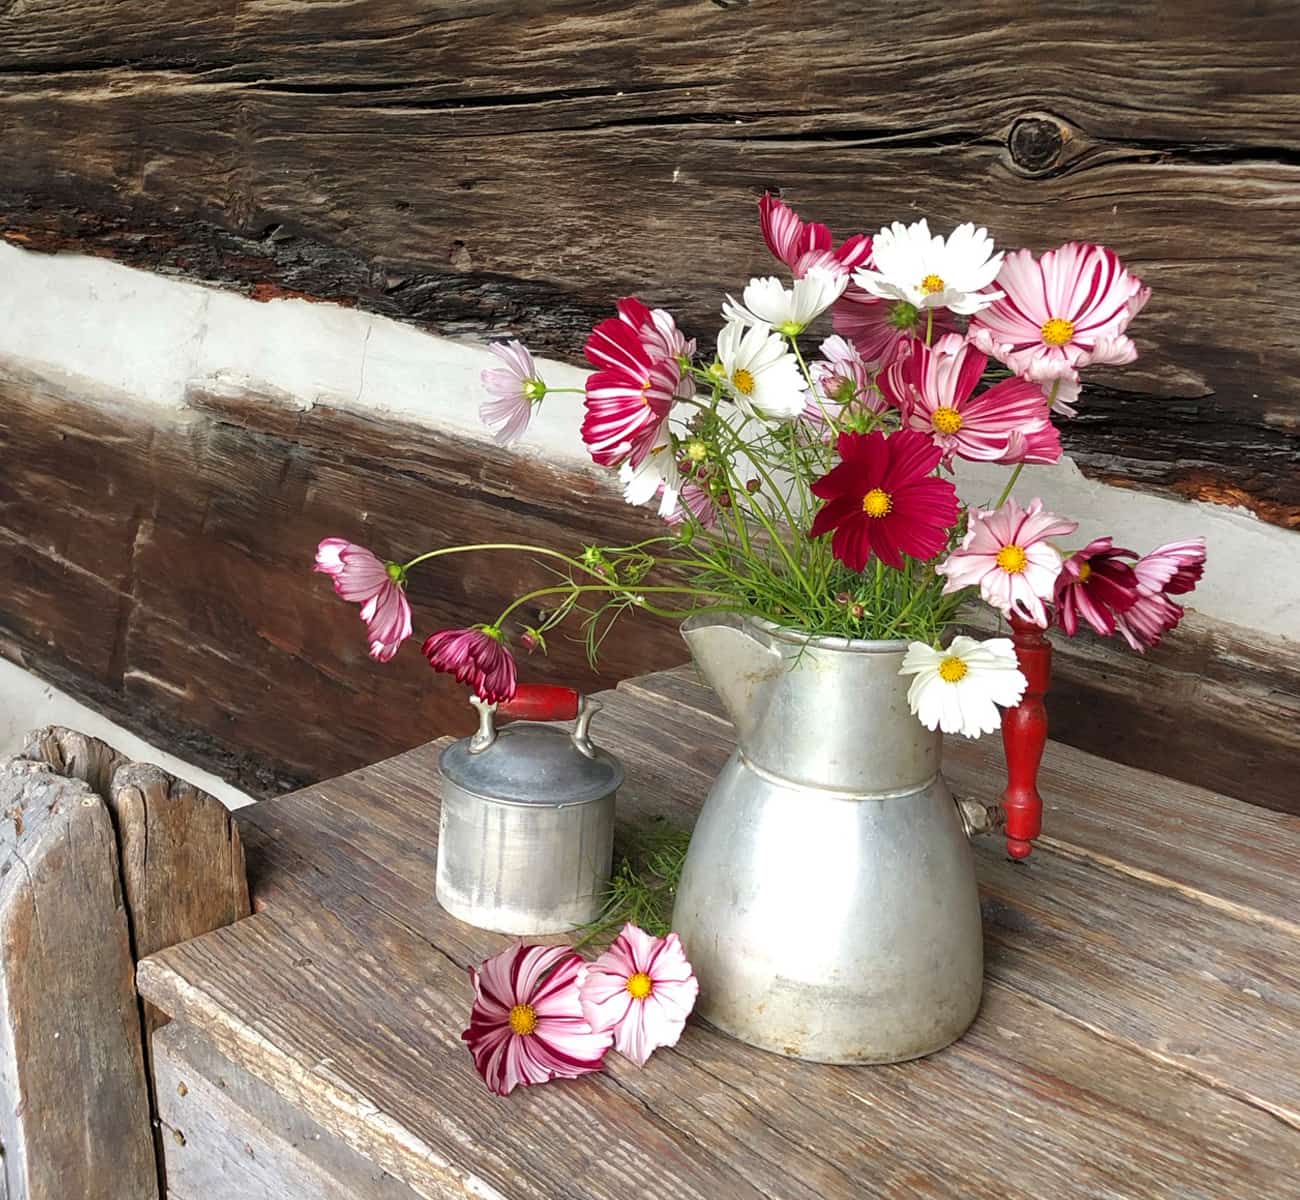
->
[0, 1, 1295, 524]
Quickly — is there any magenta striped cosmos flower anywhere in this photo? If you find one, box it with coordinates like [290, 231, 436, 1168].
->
[463, 944, 612, 1096]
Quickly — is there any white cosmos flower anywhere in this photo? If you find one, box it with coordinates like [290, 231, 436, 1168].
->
[715, 319, 808, 421]
[898, 635, 1027, 739]
[854, 219, 1004, 315]
[722, 267, 847, 335]
[618, 420, 680, 519]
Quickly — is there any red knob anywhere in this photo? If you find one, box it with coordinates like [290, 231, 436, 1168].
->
[999, 615, 1051, 860]
[496, 684, 581, 722]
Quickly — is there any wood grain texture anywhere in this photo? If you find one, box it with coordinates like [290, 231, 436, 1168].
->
[0, 1, 1296, 523]
[135, 685, 1300, 1199]
[1, 369, 1295, 815]
[0, 759, 158, 1200]
[154, 1023, 421, 1200]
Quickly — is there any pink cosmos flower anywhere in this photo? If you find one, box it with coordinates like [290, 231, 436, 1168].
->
[938, 498, 1078, 627]
[1115, 538, 1207, 652]
[422, 626, 518, 704]
[809, 430, 960, 571]
[1053, 537, 1141, 637]
[968, 243, 1151, 413]
[832, 285, 959, 370]
[314, 538, 413, 663]
[582, 310, 683, 468]
[479, 340, 544, 445]
[661, 480, 717, 530]
[879, 334, 1061, 468]
[578, 924, 699, 1066]
[463, 944, 612, 1097]
[757, 193, 873, 279]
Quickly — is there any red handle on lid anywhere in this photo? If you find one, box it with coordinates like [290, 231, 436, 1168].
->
[496, 684, 581, 722]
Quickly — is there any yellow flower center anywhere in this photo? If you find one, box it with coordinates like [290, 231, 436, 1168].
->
[731, 367, 756, 395]
[931, 406, 963, 435]
[996, 544, 1029, 574]
[685, 439, 708, 462]
[1041, 317, 1075, 347]
[938, 656, 968, 683]
[920, 274, 946, 295]
[862, 488, 893, 517]
[508, 1004, 538, 1036]
[626, 972, 654, 1000]
[1076, 560, 1092, 582]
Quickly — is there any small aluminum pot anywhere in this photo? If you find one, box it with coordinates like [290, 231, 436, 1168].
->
[435, 685, 622, 935]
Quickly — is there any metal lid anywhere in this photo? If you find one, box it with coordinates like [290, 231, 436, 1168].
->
[440, 721, 624, 808]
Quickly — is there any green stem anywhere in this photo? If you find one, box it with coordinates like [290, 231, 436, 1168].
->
[402, 543, 605, 583]
[494, 583, 723, 629]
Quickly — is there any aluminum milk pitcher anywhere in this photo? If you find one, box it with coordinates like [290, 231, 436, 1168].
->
[672, 614, 983, 1064]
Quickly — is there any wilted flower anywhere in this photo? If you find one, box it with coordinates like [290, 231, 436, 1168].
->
[854, 219, 1004, 315]
[463, 944, 612, 1096]
[314, 538, 413, 662]
[809, 430, 960, 571]
[479, 340, 545, 445]
[578, 924, 698, 1066]
[1116, 538, 1207, 652]
[938, 498, 1078, 627]
[422, 626, 518, 703]
[899, 636, 1028, 738]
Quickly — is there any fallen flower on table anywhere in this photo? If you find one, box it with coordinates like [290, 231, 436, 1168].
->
[462, 944, 612, 1097]
[578, 924, 699, 1067]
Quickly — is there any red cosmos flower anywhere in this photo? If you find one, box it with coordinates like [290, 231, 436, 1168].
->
[809, 430, 959, 571]
[582, 308, 683, 468]
[1053, 537, 1141, 637]
[758, 193, 873, 279]
[463, 944, 612, 1097]
[422, 626, 518, 704]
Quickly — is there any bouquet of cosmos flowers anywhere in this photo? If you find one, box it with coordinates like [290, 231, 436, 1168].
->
[317, 197, 1206, 739]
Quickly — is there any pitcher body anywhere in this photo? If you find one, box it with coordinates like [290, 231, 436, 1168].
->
[672, 614, 983, 1063]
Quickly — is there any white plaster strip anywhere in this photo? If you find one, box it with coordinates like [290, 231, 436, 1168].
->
[1, 241, 1295, 640]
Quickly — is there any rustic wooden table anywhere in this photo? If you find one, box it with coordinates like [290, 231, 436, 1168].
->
[138, 667, 1300, 1200]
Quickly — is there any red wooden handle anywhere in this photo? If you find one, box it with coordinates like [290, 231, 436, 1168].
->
[496, 684, 581, 722]
[999, 615, 1051, 860]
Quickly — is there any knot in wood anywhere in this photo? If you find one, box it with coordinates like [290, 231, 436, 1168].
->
[1008, 116, 1066, 174]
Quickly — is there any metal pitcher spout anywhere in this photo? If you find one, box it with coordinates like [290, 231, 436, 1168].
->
[680, 613, 781, 741]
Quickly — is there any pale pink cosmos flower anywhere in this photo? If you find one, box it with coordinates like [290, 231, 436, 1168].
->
[480, 340, 545, 445]
[806, 334, 889, 429]
[422, 626, 518, 704]
[968, 243, 1151, 415]
[578, 924, 698, 1067]
[879, 334, 1061, 468]
[463, 944, 612, 1097]
[1115, 537, 1206, 652]
[314, 538, 413, 662]
[937, 498, 1078, 627]
[661, 480, 717, 530]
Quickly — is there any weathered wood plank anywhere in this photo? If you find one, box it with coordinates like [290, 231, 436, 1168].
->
[0, 2, 1296, 521]
[154, 1023, 421, 1200]
[617, 667, 1300, 926]
[1, 371, 1294, 816]
[136, 741, 1300, 1198]
[0, 760, 158, 1200]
